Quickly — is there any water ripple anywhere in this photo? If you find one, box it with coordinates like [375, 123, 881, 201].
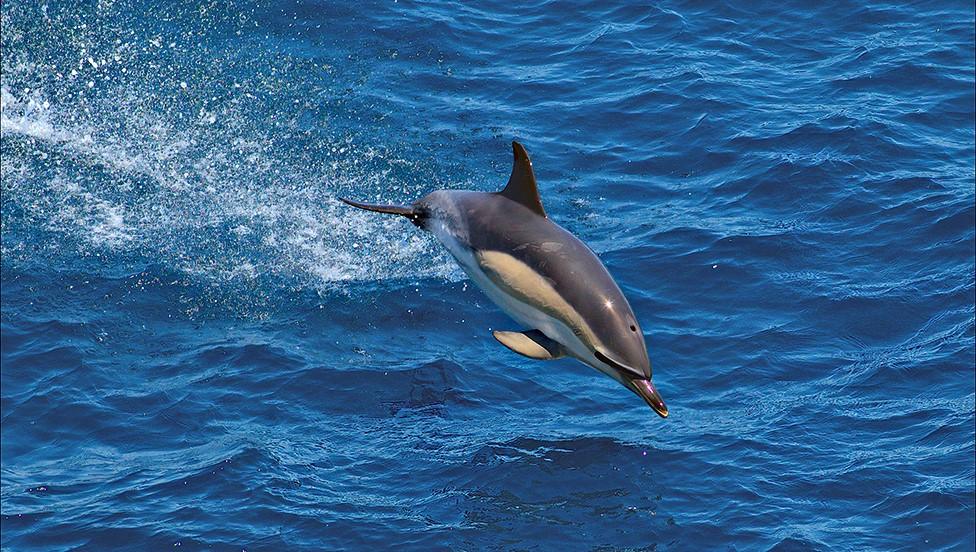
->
[2, 0, 974, 550]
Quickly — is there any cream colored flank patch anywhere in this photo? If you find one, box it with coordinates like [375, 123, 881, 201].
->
[476, 250, 595, 345]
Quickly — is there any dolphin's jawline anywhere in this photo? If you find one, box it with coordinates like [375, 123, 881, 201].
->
[593, 349, 645, 378]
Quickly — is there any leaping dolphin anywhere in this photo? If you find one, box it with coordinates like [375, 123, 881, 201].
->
[341, 142, 668, 418]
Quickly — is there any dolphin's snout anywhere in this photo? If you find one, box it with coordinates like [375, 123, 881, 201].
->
[631, 378, 669, 418]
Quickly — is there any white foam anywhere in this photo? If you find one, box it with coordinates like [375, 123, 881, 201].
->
[1, 77, 459, 290]
[1, 85, 58, 142]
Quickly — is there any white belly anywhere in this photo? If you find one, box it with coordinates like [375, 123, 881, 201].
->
[430, 221, 593, 362]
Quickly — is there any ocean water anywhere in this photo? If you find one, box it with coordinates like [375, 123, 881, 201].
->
[1, 0, 974, 549]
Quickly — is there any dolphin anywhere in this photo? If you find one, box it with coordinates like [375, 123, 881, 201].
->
[340, 142, 668, 418]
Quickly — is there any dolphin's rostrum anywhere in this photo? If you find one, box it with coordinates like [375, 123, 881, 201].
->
[341, 142, 668, 418]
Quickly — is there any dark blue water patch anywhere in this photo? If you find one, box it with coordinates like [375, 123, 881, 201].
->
[3, 0, 974, 550]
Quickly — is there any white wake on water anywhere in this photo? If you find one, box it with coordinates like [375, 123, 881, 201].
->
[0, 80, 460, 288]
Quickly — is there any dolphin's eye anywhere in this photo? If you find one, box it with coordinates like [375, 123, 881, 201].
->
[630, 325, 637, 332]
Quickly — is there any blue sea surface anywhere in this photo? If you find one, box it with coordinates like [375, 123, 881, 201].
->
[1, 1, 974, 550]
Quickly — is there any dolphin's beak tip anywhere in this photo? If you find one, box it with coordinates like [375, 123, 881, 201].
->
[649, 399, 669, 419]
[633, 378, 669, 419]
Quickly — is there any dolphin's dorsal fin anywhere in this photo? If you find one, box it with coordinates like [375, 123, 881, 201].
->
[498, 141, 546, 217]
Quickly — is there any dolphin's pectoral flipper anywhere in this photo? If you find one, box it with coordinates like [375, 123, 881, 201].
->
[492, 329, 566, 360]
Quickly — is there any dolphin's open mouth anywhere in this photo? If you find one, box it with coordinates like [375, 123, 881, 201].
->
[630, 378, 669, 418]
